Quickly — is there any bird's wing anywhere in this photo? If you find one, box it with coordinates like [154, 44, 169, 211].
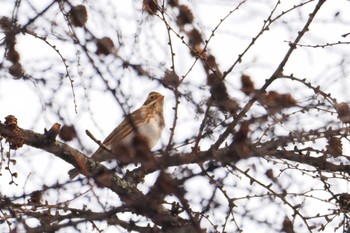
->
[90, 108, 143, 160]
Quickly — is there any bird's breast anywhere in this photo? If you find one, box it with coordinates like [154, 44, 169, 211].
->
[138, 115, 164, 148]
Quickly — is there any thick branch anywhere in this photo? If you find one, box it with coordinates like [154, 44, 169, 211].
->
[0, 120, 198, 232]
[2, 116, 346, 231]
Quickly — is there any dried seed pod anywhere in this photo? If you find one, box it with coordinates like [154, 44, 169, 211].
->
[167, 0, 178, 7]
[281, 216, 294, 233]
[6, 47, 20, 63]
[59, 125, 77, 141]
[258, 91, 296, 114]
[231, 121, 251, 158]
[143, 0, 158, 15]
[222, 98, 239, 114]
[235, 121, 249, 142]
[5, 115, 18, 130]
[190, 44, 207, 59]
[96, 37, 115, 55]
[337, 193, 350, 211]
[162, 70, 180, 88]
[207, 73, 228, 101]
[4, 115, 24, 149]
[206, 55, 219, 73]
[9, 63, 24, 78]
[207, 73, 238, 114]
[240, 74, 255, 96]
[176, 5, 194, 26]
[69, 5, 88, 27]
[0, 16, 11, 32]
[188, 28, 202, 47]
[326, 136, 342, 157]
[335, 102, 350, 124]
[265, 169, 276, 181]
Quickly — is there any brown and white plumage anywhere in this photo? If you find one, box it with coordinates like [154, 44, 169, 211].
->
[68, 92, 165, 179]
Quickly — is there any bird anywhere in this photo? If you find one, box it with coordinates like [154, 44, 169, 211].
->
[68, 92, 165, 179]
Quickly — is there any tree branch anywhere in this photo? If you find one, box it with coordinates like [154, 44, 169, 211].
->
[0, 117, 200, 232]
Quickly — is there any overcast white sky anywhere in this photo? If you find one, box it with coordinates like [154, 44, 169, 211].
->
[1, 0, 350, 232]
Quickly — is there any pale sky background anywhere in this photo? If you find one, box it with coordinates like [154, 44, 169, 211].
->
[1, 0, 350, 232]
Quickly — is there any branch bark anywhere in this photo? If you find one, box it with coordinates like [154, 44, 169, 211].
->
[0, 118, 201, 232]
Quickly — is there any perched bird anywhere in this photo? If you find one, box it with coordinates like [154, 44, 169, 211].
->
[68, 92, 165, 179]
